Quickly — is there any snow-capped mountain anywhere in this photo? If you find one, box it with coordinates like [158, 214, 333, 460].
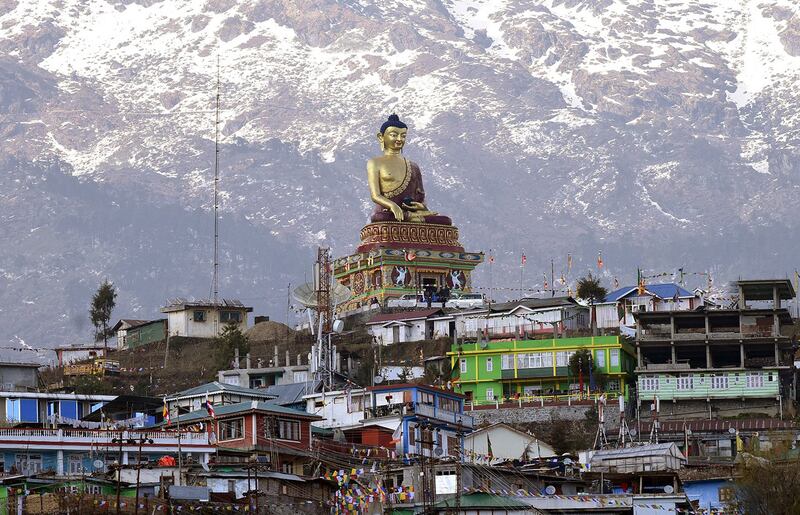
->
[1, 0, 799, 348]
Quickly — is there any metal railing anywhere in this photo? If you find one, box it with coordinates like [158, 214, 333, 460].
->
[465, 391, 618, 410]
[0, 428, 209, 445]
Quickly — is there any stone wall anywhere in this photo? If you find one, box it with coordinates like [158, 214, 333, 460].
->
[468, 404, 595, 426]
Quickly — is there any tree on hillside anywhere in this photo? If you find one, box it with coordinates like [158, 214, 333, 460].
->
[216, 323, 250, 370]
[577, 273, 608, 336]
[733, 454, 800, 514]
[90, 280, 117, 350]
[569, 348, 596, 396]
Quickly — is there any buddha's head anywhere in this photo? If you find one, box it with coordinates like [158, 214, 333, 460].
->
[377, 114, 407, 153]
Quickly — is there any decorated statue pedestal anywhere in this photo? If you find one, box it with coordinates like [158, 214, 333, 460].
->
[334, 221, 483, 312]
[334, 113, 483, 313]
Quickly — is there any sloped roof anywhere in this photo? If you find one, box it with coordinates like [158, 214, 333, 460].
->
[166, 400, 320, 425]
[604, 284, 694, 303]
[366, 308, 444, 325]
[591, 442, 685, 461]
[489, 296, 580, 314]
[161, 298, 253, 313]
[168, 381, 276, 401]
[111, 319, 150, 331]
[263, 381, 322, 406]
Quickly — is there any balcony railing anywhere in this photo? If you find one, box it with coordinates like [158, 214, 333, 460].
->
[0, 428, 211, 447]
[364, 404, 474, 428]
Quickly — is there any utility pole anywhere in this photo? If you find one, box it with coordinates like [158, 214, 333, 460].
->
[454, 419, 463, 514]
[551, 258, 555, 297]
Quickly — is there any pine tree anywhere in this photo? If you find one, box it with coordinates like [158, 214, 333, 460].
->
[89, 280, 117, 350]
[576, 273, 608, 336]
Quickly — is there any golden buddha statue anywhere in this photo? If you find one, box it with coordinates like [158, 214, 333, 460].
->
[366, 114, 452, 225]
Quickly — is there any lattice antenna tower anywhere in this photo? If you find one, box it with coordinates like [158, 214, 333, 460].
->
[212, 56, 221, 304]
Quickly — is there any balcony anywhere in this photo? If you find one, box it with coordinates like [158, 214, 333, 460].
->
[637, 371, 780, 401]
[364, 404, 474, 429]
[0, 428, 212, 451]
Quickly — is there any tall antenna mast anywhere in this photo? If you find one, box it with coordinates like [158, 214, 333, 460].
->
[212, 56, 221, 304]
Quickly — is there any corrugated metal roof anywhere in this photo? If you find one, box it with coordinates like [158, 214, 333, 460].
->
[640, 418, 796, 433]
[166, 400, 320, 425]
[604, 284, 694, 302]
[263, 381, 321, 406]
[169, 381, 276, 400]
[366, 308, 444, 324]
[592, 442, 684, 460]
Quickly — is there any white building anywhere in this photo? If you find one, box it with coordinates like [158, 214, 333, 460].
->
[165, 382, 275, 414]
[161, 298, 252, 338]
[303, 388, 371, 431]
[365, 308, 444, 344]
[595, 284, 700, 329]
[111, 319, 148, 349]
[453, 297, 589, 339]
[55, 343, 107, 366]
[463, 423, 557, 465]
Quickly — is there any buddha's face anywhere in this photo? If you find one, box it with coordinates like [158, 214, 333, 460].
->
[378, 126, 407, 152]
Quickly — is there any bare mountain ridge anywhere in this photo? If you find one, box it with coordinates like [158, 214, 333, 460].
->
[0, 0, 798, 347]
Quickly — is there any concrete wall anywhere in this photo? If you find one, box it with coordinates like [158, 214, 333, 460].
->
[468, 404, 595, 425]
[0, 366, 38, 391]
[167, 308, 249, 338]
[636, 398, 781, 420]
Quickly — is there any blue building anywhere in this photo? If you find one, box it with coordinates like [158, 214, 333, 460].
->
[683, 478, 736, 513]
[362, 384, 473, 459]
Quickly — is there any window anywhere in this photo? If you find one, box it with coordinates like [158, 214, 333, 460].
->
[556, 351, 574, 367]
[746, 373, 763, 388]
[676, 375, 693, 390]
[438, 397, 459, 413]
[448, 436, 459, 457]
[293, 371, 308, 383]
[15, 454, 42, 475]
[60, 401, 78, 419]
[219, 418, 244, 441]
[68, 456, 84, 475]
[460, 359, 467, 374]
[485, 388, 495, 401]
[610, 349, 620, 367]
[501, 354, 514, 370]
[711, 374, 728, 389]
[419, 391, 434, 405]
[281, 462, 294, 474]
[485, 358, 493, 372]
[408, 424, 416, 445]
[595, 350, 606, 369]
[220, 311, 242, 323]
[6, 399, 38, 423]
[277, 419, 301, 441]
[640, 376, 659, 391]
[193, 310, 206, 322]
[605, 379, 620, 392]
[719, 487, 734, 502]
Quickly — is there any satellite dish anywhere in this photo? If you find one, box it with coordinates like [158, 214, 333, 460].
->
[373, 375, 384, 384]
[332, 319, 345, 333]
[434, 447, 444, 456]
[629, 428, 638, 437]
[544, 485, 556, 495]
[728, 427, 737, 434]
[293, 282, 351, 309]
[664, 485, 674, 494]
[563, 458, 573, 465]
[479, 341, 488, 349]
[93, 460, 104, 470]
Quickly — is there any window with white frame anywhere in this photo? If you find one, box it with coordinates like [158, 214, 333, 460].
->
[746, 373, 763, 388]
[676, 375, 693, 390]
[277, 419, 301, 441]
[595, 350, 606, 369]
[710, 374, 728, 389]
[68, 455, 84, 474]
[610, 349, 620, 367]
[485, 357, 493, 372]
[501, 354, 514, 370]
[460, 359, 467, 374]
[485, 388, 495, 401]
[640, 376, 659, 391]
[556, 351, 574, 367]
[218, 418, 244, 441]
[15, 454, 42, 475]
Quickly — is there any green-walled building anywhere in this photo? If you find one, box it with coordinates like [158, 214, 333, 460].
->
[448, 336, 636, 404]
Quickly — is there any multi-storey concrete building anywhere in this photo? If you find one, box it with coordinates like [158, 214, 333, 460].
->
[448, 336, 637, 404]
[634, 279, 795, 419]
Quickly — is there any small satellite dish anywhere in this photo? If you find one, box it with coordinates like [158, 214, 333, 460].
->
[563, 457, 573, 465]
[93, 460, 104, 470]
[479, 341, 488, 349]
[664, 485, 674, 494]
[728, 427, 737, 434]
[434, 447, 444, 456]
[629, 428, 638, 437]
[374, 375, 384, 384]
[544, 485, 556, 495]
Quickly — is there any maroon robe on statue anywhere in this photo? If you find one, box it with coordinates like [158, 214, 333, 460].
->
[370, 159, 452, 225]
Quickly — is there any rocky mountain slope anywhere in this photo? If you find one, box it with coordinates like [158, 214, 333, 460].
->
[1, 0, 799, 349]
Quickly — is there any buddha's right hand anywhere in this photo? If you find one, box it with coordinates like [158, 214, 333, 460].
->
[390, 203, 405, 221]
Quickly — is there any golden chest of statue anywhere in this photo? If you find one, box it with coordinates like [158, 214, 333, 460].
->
[377, 157, 411, 198]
